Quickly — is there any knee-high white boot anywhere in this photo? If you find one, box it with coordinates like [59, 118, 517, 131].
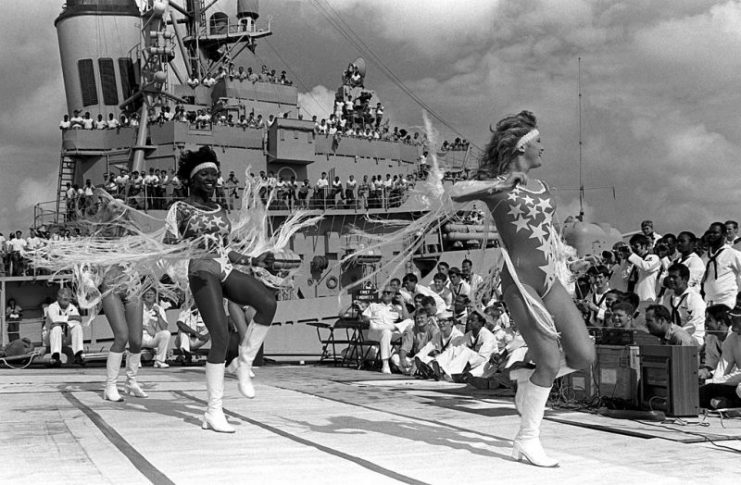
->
[511, 354, 577, 413]
[202, 363, 235, 433]
[104, 351, 124, 402]
[512, 381, 559, 467]
[237, 323, 270, 398]
[125, 353, 148, 398]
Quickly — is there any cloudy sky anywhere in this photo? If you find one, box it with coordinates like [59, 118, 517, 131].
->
[2, 0, 741, 237]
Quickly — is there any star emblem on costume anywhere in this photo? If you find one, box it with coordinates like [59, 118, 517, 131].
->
[521, 194, 534, 206]
[212, 215, 225, 227]
[526, 205, 539, 220]
[529, 224, 546, 242]
[512, 216, 530, 234]
[536, 198, 551, 212]
[507, 191, 518, 201]
[507, 203, 525, 218]
[189, 217, 205, 232]
[542, 211, 553, 224]
[539, 258, 557, 278]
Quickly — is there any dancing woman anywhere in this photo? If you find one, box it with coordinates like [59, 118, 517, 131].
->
[164, 146, 277, 433]
[451, 111, 595, 467]
[101, 265, 147, 401]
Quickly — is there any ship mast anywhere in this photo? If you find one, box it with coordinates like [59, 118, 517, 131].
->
[578, 56, 584, 222]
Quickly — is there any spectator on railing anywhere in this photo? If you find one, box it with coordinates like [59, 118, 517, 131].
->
[8, 230, 27, 276]
[5, 298, 22, 342]
[247, 66, 258, 83]
[176, 305, 210, 363]
[297, 179, 311, 208]
[82, 112, 94, 130]
[129, 113, 140, 127]
[106, 112, 120, 129]
[94, 114, 107, 130]
[70, 110, 84, 129]
[141, 288, 172, 368]
[143, 168, 158, 210]
[235, 65, 246, 81]
[329, 176, 344, 207]
[128, 171, 144, 209]
[224, 171, 240, 211]
[202, 73, 217, 87]
[47, 288, 85, 367]
[103, 173, 117, 194]
[279, 70, 292, 85]
[59, 114, 71, 130]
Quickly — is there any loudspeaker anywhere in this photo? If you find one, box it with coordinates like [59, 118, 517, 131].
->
[639, 345, 699, 417]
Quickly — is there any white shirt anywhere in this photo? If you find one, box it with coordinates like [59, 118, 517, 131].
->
[674, 252, 705, 289]
[26, 236, 42, 250]
[701, 245, 741, 308]
[8, 238, 27, 252]
[362, 302, 401, 329]
[316, 178, 329, 189]
[47, 301, 81, 329]
[464, 327, 498, 359]
[450, 280, 471, 299]
[661, 287, 706, 346]
[710, 331, 741, 386]
[82, 117, 94, 129]
[628, 253, 661, 302]
[59, 120, 71, 129]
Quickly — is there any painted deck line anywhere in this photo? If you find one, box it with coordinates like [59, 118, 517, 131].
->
[61, 390, 176, 485]
[176, 390, 430, 485]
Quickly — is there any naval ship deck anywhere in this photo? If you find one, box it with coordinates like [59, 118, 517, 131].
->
[2, 365, 740, 484]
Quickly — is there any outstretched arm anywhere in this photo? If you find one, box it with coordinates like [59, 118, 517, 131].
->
[449, 173, 526, 203]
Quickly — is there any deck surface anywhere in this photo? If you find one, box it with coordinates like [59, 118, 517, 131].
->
[1, 364, 740, 484]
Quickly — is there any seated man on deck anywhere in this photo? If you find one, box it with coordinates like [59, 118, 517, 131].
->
[176, 305, 210, 363]
[699, 306, 741, 409]
[390, 308, 440, 375]
[429, 309, 498, 381]
[645, 305, 698, 346]
[362, 285, 413, 374]
[47, 288, 84, 367]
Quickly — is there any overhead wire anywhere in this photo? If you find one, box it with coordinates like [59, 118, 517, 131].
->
[310, 0, 479, 150]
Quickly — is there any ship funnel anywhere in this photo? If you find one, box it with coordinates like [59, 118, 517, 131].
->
[55, 0, 141, 116]
[237, 0, 259, 20]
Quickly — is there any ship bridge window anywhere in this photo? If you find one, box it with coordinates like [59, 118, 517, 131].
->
[118, 58, 137, 100]
[99, 58, 118, 106]
[78, 59, 98, 106]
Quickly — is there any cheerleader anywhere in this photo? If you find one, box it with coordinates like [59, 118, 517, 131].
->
[451, 111, 595, 467]
[164, 147, 277, 433]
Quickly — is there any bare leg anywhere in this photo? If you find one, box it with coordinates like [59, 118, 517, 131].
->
[542, 280, 595, 370]
[103, 293, 130, 353]
[189, 272, 230, 364]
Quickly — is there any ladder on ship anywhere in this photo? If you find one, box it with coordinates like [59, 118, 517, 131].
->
[55, 155, 76, 223]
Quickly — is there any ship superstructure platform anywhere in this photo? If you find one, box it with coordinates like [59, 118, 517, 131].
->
[2, 365, 740, 484]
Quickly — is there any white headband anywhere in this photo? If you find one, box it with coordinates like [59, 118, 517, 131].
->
[516, 129, 539, 150]
[189, 162, 218, 179]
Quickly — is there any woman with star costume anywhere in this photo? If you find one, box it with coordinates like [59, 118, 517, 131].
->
[450, 111, 595, 468]
[164, 146, 299, 433]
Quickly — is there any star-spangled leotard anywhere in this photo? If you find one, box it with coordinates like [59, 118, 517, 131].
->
[165, 201, 234, 281]
[483, 178, 560, 297]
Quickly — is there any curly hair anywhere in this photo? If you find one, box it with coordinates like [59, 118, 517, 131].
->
[177, 146, 220, 186]
[480, 110, 538, 176]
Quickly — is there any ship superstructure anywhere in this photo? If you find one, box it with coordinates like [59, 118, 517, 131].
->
[2, 0, 501, 359]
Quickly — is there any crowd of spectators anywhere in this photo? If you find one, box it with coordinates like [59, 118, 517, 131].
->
[440, 138, 470, 152]
[570, 219, 741, 408]
[68, 166, 422, 214]
[350, 218, 741, 409]
[187, 63, 292, 89]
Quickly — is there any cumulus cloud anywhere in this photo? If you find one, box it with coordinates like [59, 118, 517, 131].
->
[2, 0, 741, 239]
[15, 171, 58, 214]
[297, 85, 336, 119]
